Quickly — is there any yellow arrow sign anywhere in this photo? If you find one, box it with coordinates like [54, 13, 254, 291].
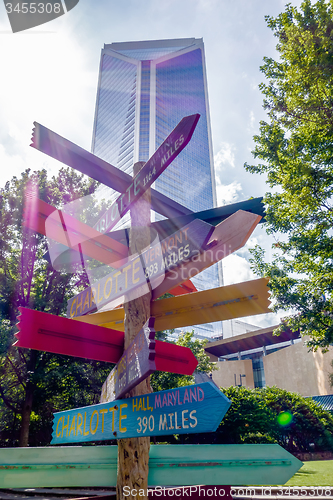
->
[74, 278, 271, 332]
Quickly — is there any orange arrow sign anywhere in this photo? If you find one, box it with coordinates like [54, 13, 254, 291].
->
[73, 277, 271, 332]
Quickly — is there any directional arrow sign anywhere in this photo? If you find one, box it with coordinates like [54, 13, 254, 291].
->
[105, 196, 265, 247]
[73, 277, 271, 332]
[23, 190, 129, 268]
[100, 317, 156, 402]
[67, 218, 213, 318]
[168, 279, 197, 296]
[31, 120, 195, 221]
[14, 308, 198, 375]
[14, 307, 124, 363]
[151, 277, 271, 332]
[147, 444, 303, 487]
[152, 209, 262, 300]
[0, 444, 302, 488]
[51, 382, 231, 444]
[93, 114, 200, 234]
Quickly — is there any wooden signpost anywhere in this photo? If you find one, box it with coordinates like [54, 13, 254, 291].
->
[16, 112, 281, 496]
[102, 317, 156, 401]
[51, 382, 231, 444]
[14, 308, 198, 375]
[66, 218, 214, 318]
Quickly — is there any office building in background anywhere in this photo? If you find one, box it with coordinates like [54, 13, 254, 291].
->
[92, 38, 221, 338]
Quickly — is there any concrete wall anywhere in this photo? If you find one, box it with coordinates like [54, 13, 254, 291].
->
[263, 341, 333, 396]
[211, 359, 255, 389]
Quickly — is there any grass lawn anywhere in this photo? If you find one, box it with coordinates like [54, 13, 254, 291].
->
[283, 460, 333, 486]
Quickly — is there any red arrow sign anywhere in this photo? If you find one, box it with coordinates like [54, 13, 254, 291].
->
[14, 307, 124, 363]
[94, 114, 200, 234]
[14, 308, 198, 375]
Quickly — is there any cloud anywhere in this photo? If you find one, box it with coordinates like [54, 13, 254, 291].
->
[222, 253, 255, 286]
[214, 142, 236, 171]
[0, 25, 95, 188]
[0, 141, 65, 186]
[249, 110, 255, 129]
[216, 180, 242, 205]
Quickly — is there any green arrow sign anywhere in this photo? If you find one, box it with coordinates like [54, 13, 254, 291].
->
[0, 444, 302, 488]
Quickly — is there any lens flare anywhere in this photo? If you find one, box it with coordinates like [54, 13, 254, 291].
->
[277, 411, 293, 426]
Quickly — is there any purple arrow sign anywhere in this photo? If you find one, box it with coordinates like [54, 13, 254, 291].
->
[100, 317, 156, 402]
[30, 123, 193, 220]
[94, 114, 200, 234]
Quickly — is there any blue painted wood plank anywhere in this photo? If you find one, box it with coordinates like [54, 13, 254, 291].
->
[51, 382, 231, 444]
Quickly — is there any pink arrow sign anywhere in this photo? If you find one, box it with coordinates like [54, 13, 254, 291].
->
[14, 308, 198, 375]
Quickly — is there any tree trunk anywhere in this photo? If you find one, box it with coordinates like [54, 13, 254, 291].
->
[19, 384, 34, 447]
[117, 162, 152, 500]
[19, 350, 37, 447]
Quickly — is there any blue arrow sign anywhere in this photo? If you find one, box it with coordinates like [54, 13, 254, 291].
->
[51, 382, 231, 444]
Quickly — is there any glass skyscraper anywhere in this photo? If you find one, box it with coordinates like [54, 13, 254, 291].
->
[92, 38, 221, 338]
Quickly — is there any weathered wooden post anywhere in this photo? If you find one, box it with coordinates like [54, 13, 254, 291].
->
[116, 161, 152, 500]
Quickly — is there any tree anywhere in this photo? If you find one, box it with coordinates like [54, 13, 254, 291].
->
[150, 330, 216, 393]
[184, 386, 333, 453]
[245, 0, 333, 349]
[0, 168, 113, 446]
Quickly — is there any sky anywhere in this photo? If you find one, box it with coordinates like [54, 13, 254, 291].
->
[0, 0, 304, 331]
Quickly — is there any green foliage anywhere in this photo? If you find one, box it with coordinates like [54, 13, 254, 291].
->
[0, 168, 113, 446]
[212, 386, 277, 445]
[151, 330, 216, 392]
[184, 386, 333, 453]
[244, 0, 333, 349]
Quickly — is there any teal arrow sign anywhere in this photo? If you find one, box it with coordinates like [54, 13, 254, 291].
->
[0, 444, 302, 488]
[51, 382, 231, 444]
